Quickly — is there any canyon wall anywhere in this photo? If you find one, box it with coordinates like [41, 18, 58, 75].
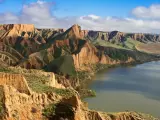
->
[87, 30, 160, 43]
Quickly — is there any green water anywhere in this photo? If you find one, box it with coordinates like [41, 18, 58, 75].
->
[84, 61, 160, 117]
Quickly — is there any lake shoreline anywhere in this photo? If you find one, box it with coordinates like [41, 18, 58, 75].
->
[79, 56, 160, 98]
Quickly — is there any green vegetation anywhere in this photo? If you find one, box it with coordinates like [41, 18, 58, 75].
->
[76, 63, 109, 80]
[14, 37, 28, 56]
[91, 36, 143, 51]
[0, 67, 74, 97]
[43, 103, 57, 118]
[78, 89, 96, 98]
[45, 55, 76, 76]
[43, 103, 74, 119]
[108, 51, 129, 61]
[0, 67, 14, 73]
[21, 31, 26, 37]
[124, 38, 142, 49]
[91, 63, 110, 72]
[0, 86, 4, 118]
[76, 64, 110, 84]
[93, 40, 127, 50]
[25, 74, 74, 97]
[77, 70, 91, 81]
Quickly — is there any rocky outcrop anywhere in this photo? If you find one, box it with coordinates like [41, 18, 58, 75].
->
[81, 30, 89, 38]
[65, 24, 88, 39]
[37, 71, 64, 88]
[6, 67, 64, 88]
[72, 42, 100, 70]
[87, 31, 109, 41]
[1, 85, 61, 120]
[87, 30, 126, 42]
[0, 73, 31, 94]
[0, 70, 64, 120]
[109, 31, 125, 42]
[2, 24, 35, 37]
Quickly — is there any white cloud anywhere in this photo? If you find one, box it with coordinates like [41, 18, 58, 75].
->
[132, 4, 160, 19]
[22, 1, 51, 19]
[0, 13, 19, 23]
[37, 0, 45, 5]
[75, 15, 160, 33]
[0, 1, 160, 33]
[88, 14, 100, 20]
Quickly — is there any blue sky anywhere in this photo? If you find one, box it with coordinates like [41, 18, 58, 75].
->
[54, 0, 160, 17]
[0, 0, 160, 33]
[0, 0, 160, 17]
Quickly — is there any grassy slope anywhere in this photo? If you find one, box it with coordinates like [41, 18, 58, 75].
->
[124, 38, 142, 49]
[92, 40, 127, 50]
[0, 67, 74, 97]
[92, 37, 143, 51]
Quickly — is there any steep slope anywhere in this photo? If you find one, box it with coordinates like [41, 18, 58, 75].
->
[19, 24, 100, 70]
[0, 24, 66, 56]
[0, 24, 67, 66]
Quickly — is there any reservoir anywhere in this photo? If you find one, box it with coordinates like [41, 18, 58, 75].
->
[84, 61, 160, 117]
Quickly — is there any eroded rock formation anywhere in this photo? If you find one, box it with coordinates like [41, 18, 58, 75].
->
[0, 73, 31, 94]
[0, 24, 159, 70]
[0, 71, 64, 120]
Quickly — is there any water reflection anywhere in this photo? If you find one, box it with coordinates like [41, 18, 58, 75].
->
[84, 61, 160, 117]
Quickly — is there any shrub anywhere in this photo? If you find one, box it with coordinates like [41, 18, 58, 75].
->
[42, 103, 56, 118]
[0, 87, 4, 117]
[31, 107, 37, 113]
[42, 103, 74, 119]
[0, 103, 4, 116]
